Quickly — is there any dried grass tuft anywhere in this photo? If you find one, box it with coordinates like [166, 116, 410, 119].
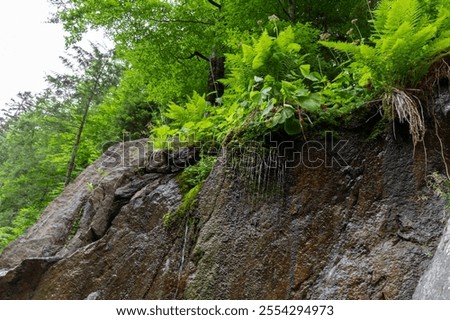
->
[384, 88, 425, 146]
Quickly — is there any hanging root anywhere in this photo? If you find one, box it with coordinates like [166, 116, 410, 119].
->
[422, 57, 450, 92]
[384, 88, 425, 146]
[432, 111, 450, 180]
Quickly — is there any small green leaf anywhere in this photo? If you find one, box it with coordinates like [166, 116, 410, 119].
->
[261, 99, 275, 116]
[196, 120, 214, 129]
[358, 72, 371, 87]
[250, 91, 262, 104]
[183, 121, 195, 129]
[298, 93, 322, 111]
[287, 43, 301, 52]
[284, 117, 302, 135]
[300, 64, 319, 81]
[280, 107, 295, 120]
[261, 86, 272, 96]
[254, 76, 264, 83]
[300, 64, 311, 75]
[271, 113, 283, 126]
[295, 89, 309, 97]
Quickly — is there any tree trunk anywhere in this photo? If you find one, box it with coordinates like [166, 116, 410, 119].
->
[64, 96, 93, 187]
[206, 55, 225, 105]
[287, 0, 296, 21]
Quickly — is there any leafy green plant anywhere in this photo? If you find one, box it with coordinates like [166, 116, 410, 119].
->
[321, 0, 450, 145]
[224, 24, 365, 137]
[223, 25, 317, 136]
[151, 92, 219, 148]
[150, 125, 178, 150]
[150, 91, 249, 148]
[223, 25, 309, 96]
[177, 156, 217, 194]
[323, 0, 450, 89]
[151, 23, 371, 146]
[165, 92, 211, 128]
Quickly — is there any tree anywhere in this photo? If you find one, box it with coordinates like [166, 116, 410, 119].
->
[50, 1, 376, 110]
[51, 0, 219, 103]
[0, 45, 123, 251]
[46, 45, 123, 185]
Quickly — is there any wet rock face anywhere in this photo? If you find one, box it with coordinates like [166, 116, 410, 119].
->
[0, 103, 450, 299]
[0, 258, 60, 299]
[412, 86, 450, 299]
[183, 129, 448, 300]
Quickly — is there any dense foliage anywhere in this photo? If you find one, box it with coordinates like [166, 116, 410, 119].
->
[0, 45, 123, 249]
[1, 0, 450, 251]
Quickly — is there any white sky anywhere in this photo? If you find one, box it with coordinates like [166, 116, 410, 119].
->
[0, 0, 111, 115]
[0, 0, 65, 112]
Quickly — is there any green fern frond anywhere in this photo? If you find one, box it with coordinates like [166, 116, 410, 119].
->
[371, 0, 392, 33]
[275, 26, 301, 54]
[323, 0, 450, 87]
[165, 102, 189, 124]
[241, 44, 256, 65]
[164, 92, 210, 127]
[373, 0, 424, 36]
[434, 8, 450, 35]
[377, 21, 412, 54]
[359, 44, 377, 60]
[252, 31, 273, 70]
[429, 36, 450, 58]
[187, 92, 208, 117]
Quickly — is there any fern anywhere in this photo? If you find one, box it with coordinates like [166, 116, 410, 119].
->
[320, 0, 450, 146]
[373, 0, 423, 36]
[322, 0, 450, 89]
[165, 92, 210, 127]
[252, 31, 273, 70]
[274, 26, 301, 54]
[165, 102, 190, 126]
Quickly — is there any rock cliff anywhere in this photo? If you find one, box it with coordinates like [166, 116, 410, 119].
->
[1, 92, 450, 299]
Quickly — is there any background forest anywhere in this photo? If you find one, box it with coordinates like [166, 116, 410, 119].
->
[1, 0, 450, 251]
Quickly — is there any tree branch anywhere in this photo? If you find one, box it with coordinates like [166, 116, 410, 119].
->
[148, 17, 214, 25]
[186, 51, 210, 62]
[276, 0, 291, 20]
[207, 0, 222, 10]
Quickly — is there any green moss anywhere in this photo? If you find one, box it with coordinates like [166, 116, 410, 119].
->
[67, 216, 81, 242]
[163, 155, 216, 228]
[163, 182, 203, 228]
[177, 156, 216, 194]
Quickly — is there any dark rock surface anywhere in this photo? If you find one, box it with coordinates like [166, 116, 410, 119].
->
[0, 257, 61, 299]
[1, 98, 450, 299]
[182, 130, 448, 300]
